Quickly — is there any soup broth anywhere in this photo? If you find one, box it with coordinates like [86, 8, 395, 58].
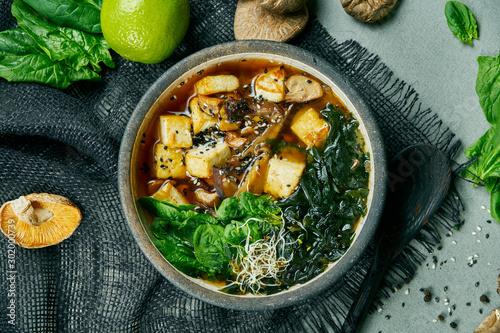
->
[136, 59, 370, 295]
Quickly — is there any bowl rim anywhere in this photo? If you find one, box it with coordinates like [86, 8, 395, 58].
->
[118, 40, 387, 311]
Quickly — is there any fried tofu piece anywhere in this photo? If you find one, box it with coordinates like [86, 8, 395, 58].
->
[264, 156, 306, 198]
[236, 153, 270, 196]
[195, 75, 240, 95]
[185, 143, 231, 178]
[152, 182, 190, 206]
[159, 115, 193, 148]
[290, 107, 330, 148]
[189, 97, 218, 134]
[154, 144, 187, 179]
[254, 68, 286, 103]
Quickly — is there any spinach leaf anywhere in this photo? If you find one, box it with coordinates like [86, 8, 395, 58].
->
[224, 220, 262, 247]
[491, 185, 500, 222]
[151, 236, 207, 278]
[12, 0, 114, 72]
[0, 29, 100, 88]
[216, 193, 281, 225]
[444, 1, 478, 45]
[21, 0, 103, 34]
[138, 197, 197, 221]
[476, 52, 500, 125]
[193, 224, 230, 277]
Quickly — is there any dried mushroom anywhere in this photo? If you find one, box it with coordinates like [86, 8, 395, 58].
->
[256, 0, 307, 14]
[285, 75, 323, 102]
[340, 0, 398, 23]
[0, 193, 82, 248]
[474, 308, 500, 333]
[234, 0, 308, 43]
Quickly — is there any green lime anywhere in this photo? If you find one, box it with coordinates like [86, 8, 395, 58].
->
[101, 0, 190, 64]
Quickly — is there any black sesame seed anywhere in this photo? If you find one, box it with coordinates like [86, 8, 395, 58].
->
[438, 315, 444, 321]
[435, 297, 440, 303]
[264, 68, 268, 73]
[280, 65, 284, 69]
[160, 165, 166, 170]
[487, 219, 492, 224]
[486, 233, 490, 239]
[466, 302, 471, 306]
[306, 79, 312, 83]
[197, 70, 204, 75]
[180, 81, 184, 85]
[168, 158, 173, 162]
[286, 184, 291, 187]
[401, 302, 405, 308]
[444, 286, 448, 292]
[385, 315, 391, 320]
[160, 158, 163, 162]
[140, 140, 145, 144]
[475, 282, 480, 287]
[479, 309, 483, 314]
[142, 133, 146, 137]
[170, 96, 175, 100]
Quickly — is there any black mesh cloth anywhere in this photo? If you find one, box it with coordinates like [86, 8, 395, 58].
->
[0, 1, 463, 332]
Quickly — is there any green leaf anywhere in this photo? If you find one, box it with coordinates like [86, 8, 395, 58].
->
[216, 197, 243, 223]
[151, 236, 207, 278]
[444, 1, 478, 45]
[224, 220, 262, 247]
[21, 0, 103, 34]
[0, 29, 100, 88]
[12, 0, 114, 72]
[138, 197, 197, 221]
[462, 125, 500, 183]
[476, 52, 500, 125]
[193, 224, 230, 277]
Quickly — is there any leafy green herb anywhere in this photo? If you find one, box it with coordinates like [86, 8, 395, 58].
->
[476, 52, 500, 125]
[0, 29, 100, 89]
[462, 51, 500, 223]
[21, 0, 103, 34]
[193, 224, 231, 278]
[12, 0, 113, 72]
[0, 0, 114, 88]
[444, 1, 478, 45]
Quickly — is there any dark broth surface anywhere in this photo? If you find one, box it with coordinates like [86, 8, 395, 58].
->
[136, 59, 370, 295]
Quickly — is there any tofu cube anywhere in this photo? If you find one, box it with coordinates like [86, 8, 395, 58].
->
[195, 75, 240, 95]
[236, 153, 270, 196]
[189, 97, 217, 134]
[185, 143, 231, 178]
[254, 68, 286, 103]
[154, 144, 187, 179]
[159, 115, 192, 148]
[152, 182, 190, 206]
[264, 156, 306, 198]
[290, 107, 330, 148]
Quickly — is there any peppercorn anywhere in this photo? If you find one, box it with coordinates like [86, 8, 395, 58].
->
[450, 322, 457, 329]
[479, 295, 489, 303]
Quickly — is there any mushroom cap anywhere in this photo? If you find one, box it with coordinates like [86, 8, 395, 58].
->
[340, 0, 399, 23]
[234, 0, 309, 43]
[0, 193, 82, 248]
[256, 0, 308, 14]
[285, 75, 323, 102]
[475, 308, 500, 333]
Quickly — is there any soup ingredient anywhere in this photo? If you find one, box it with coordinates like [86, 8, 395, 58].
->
[0, 0, 114, 88]
[256, 0, 307, 14]
[290, 107, 330, 148]
[21, 0, 103, 34]
[474, 308, 500, 333]
[0, 193, 82, 248]
[153, 182, 190, 206]
[254, 67, 286, 102]
[462, 51, 500, 223]
[445, 1, 478, 45]
[234, 0, 309, 43]
[340, 0, 398, 23]
[139, 193, 281, 281]
[185, 143, 232, 178]
[285, 75, 323, 102]
[195, 75, 240, 95]
[101, 0, 190, 64]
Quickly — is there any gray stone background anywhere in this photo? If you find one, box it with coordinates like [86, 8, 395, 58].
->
[309, 0, 500, 332]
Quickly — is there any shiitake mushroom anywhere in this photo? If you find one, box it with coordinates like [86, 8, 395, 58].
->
[340, 0, 398, 23]
[256, 0, 307, 14]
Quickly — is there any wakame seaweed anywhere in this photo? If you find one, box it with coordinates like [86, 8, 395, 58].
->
[140, 103, 370, 295]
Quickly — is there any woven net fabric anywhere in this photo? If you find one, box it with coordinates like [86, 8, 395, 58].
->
[0, 1, 462, 332]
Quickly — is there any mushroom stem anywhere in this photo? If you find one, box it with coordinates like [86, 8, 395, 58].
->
[10, 196, 52, 226]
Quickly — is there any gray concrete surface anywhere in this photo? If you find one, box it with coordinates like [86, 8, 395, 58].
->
[311, 1, 500, 332]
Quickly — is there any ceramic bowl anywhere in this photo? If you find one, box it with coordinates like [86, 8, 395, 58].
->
[118, 40, 387, 311]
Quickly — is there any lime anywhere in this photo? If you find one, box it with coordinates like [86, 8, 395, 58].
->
[101, 0, 190, 64]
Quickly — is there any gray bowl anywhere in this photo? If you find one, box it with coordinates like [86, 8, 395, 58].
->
[118, 40, 387, 311]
